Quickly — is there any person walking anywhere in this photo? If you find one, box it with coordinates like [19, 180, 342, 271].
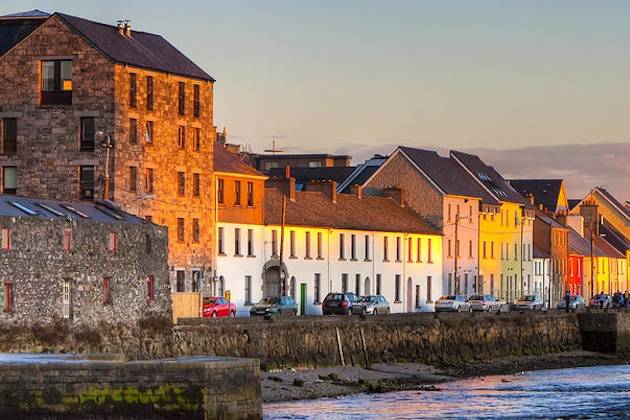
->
[563, 291, 571, 313]
[624, 291, 629, 309]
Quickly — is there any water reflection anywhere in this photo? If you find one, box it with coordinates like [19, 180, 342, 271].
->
[264, 365, 630, 419]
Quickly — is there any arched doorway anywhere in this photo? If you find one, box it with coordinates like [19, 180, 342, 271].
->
[261, 259, 288, 298]
[407, 277, 413, 312]
[364, 277, 371, 296]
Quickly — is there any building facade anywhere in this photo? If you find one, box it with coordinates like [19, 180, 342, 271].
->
[0, 11, 216, 291]
[0, 195, 170, 325]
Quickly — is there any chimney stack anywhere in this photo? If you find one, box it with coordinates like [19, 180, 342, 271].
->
[382, 186, 404, 207]
[116, 20, 125, 35]
[579, 199, 599, 236]
[555, 209, 567, 226]
[355, 184, 362, 199]
[527, 193, 535, 206]
[124, 20, 132, 37]
[303, 180, 337, 203]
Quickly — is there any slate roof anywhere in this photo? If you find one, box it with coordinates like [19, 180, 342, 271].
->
[398, 147, 499, 204]
[595, 187, 630, 220]
[214, 141, 265, 178]
[55, 13, 214, 81]
[568, 228, 602, 257]
[533, 246, 550, 259]
[0, 11, 48, 56]
[264, 188, 440, 235]
[534, 209, 566, 229]
[0, 195, 146, 224]
[593, 235, 625, 259]
[266, 167, 355, 184]
[600, 221, 630, 255]
[568, 199, 581, 211]
[450, 150, 526, 205]
[509, 179, 564, 212]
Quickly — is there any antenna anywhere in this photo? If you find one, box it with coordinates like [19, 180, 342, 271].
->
[264, 139, 284, 154]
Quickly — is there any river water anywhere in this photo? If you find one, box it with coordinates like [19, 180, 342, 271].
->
[264, 365, 630, 419]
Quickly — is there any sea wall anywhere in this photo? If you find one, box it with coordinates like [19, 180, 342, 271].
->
[578, 312, 630, 354]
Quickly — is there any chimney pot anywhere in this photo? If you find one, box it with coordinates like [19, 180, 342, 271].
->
[356, 184, 362, 199]
[124, 20, 132, 37]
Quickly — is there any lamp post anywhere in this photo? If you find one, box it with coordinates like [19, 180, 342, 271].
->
[95, 131, 114, 200]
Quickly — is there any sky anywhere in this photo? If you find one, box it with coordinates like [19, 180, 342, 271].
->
[2, 0, 629, 200]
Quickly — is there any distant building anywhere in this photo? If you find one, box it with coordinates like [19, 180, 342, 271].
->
[0, 196, 169, 325]
[509, 179, 570, 214]
[250, 153, 351, 172]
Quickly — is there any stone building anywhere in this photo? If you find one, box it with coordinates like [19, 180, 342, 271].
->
[0, 11, 216, 291]
[0, 195, 170, 325]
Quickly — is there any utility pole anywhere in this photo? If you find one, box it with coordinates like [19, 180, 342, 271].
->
[453, 211, 459, 295]
[96, 132, 114, 200]
[520, 211, 524, 297]
[279, 193, 286, 296]
[590, 219, 595, 300]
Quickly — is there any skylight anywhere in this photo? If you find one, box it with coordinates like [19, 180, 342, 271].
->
[36, 203, 65, 217]
[9, 201, 38, 216]
[60, 204, 89, 218]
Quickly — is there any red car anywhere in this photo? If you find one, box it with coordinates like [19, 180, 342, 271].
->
[202, 297, 237, 318]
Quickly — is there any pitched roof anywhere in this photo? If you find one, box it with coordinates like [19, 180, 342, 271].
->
[214, 141, 265, 177]
[534, 208, 566, 228]
[600, 221, 630, 255]
[1, 10, 50, 18]
[398, 147, 499, 204]
[568, 228, 600, 257]
[450, 150, 526, 205]
[595, 187, 630, 220]
[0, 12, 48, 56]
[568, 199, 581, 211]
[533, 246, 550, 259]
[55, 13, 214, 81]
[593, 234, 625, 259]
[509, 179, 564, 212]
[0, 195, 146, 225]
[264, 188, 440, 235]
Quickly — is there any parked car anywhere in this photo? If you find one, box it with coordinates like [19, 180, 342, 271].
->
[435, 295, 472, 312]
[322, 292, 360, 315]
[556, 295, 586, 312]
[352, 295, 390, 315]
[468, 294, 505, 312]
[589, 294, 612, 309]
[249, 296, 298, 318]
[202, 296, 236, 318]
[512, 295, 544, 311]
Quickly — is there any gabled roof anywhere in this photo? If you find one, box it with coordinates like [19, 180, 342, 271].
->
[593, 234, 625, 259]
[568, 228, 601, 257]
[600, 221, 630, 255]
[534, 208, 566, 229]
[450, 150, 526, 205]
[594, 187, 630, 220]
[0, 195, 146, 224]
[397, 147, 499, 204]
[264, 188, 440, 235]
[0, 11, 48, 56]
[509, 179, 565, 212]
[533, 246, 550, 259]
[55, 13, 214, 81]
[568, 199, 581, 211]
[214, 141, 265, 178]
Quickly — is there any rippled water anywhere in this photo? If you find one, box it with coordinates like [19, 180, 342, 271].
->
[264, 365, 630, 419]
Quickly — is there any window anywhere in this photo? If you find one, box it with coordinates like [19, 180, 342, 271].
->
[192, 219, 200, 243]
[177, 172, 185, 196]
[491, 241, 495, 259]
[178, 81, 186, 116]
[194, 128, 201, 151]
[193, 84, 200, 117]
[217, 179, 224, 204]
[317, 232, 323, 259]
[3, 166, 16, 194]
[79, 117, 95, 151]
[365, 235, 371, 261]
[355, 274, 361, 295]
[408, 238, 413, 262]
[272, 230, 278, 256]
[305, 232, 311, 258]
[308, 161, 322, 168]
[247, 182, 254, 206]
[341, 273, 348, 293]
[514, 243, 518, 261]
[234, 228, 241, 255]
[376, 274, 382, 295]
[396, 237, 401, 261]
[62, 279, 71, 318]
[102, 277, 111, 305]
[448, 240, 452, 258]
[145, 121, 154, 144]
[247, 229, 254, 256]
[1, 228, 10, 251]
[314, 273, 321, 303]
[235, 181, 241, 205]
[178, 126, 186, 149]
[351, 234, 357, 260]
[483, 241, 487, 259]
[395, 274, 401, 302]
[383, 236, 389, 261]
[62, 229, 73, 251]
[129, 118, 138, 144]
[4, 283, 13, 313]
[2, 118, 17, 155]
[469, 240, 473, 258]
[108, 232, 118, 252]
[339, 233, 345, 260]
[145, 168, 154, 194]
[427, 238, 432, 262]
[192, 271, 200, 292]
[146, 275, 155, 302]
[129, 73, 137, 107]
[41, 60, 72, 105]
[426, 276, 432, 302]
[289, 230, 296, 257]
[129, 166, 137, 193]
[177, 218, 185, 242]
[416, 238, 422, 262]
[448, 204, 452, 222]
[79, 166, 94, 200]
[245, 275, 252, 304]
[146, 76, 154, 110]
[218, 227, 225, 254]
[193, 173, 200, 197]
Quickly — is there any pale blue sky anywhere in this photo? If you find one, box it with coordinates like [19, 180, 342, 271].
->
[2, 1, 629, 198]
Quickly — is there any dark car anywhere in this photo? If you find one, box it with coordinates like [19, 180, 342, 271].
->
[249, 296, 298, 318]
[322, 292, 360, 315]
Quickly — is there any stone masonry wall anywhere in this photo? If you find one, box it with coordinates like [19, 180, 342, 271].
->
[0, 216, 170, 325]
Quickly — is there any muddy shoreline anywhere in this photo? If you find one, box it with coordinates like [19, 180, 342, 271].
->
[262, 350, 630, 403]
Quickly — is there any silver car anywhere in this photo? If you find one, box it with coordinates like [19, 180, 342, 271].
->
[557, 295, 586, 312]
[513, 295, 544, 311]
[435, 295, 472, 312]
[352, 295, 390, 315]
[468, 294, 505, 312]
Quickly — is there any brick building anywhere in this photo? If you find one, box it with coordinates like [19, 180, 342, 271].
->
[0, 11, 216, 290]
[0, 195, 170, 325]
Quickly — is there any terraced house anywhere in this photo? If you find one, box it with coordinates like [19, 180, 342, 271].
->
[0, 10, 216, 290]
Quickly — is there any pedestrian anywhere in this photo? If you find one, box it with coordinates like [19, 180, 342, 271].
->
[563, 291, 571, 313]
[599, 291, 605, 309]
[624, 291, 629, 309]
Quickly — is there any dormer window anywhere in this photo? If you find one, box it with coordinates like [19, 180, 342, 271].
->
[41, 60, 72, 105]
